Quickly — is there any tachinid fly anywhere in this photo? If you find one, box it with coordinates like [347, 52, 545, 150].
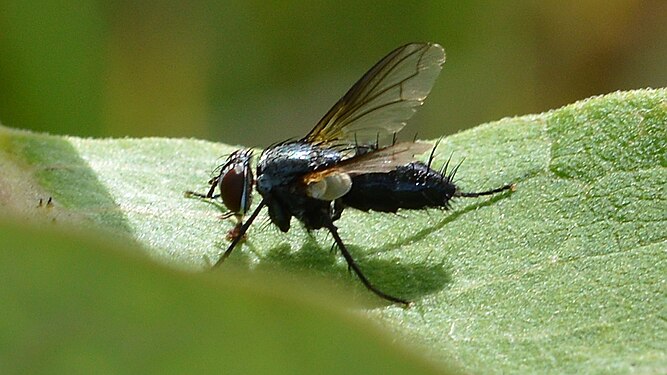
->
[191, 43, 514, 305]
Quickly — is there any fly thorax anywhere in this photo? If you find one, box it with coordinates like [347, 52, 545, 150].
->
[255, 174, 271, 197]
[256, 142, 342, 196]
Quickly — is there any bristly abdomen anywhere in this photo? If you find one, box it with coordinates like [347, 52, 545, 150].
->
[339, 161, 457, 213]
[337, 156, 514, 214]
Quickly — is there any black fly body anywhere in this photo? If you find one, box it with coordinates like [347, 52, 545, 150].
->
[191, 43, 513, 305]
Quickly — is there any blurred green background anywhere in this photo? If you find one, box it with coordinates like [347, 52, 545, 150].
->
[1, 0, 665, 147]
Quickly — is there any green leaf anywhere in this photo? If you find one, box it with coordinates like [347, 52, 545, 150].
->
[1, 88, 665, 374]
[0, 219, 448, 375]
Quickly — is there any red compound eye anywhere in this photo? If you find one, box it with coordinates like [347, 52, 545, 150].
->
[220, 160, 252, 215]
[218, 149, 254, 217]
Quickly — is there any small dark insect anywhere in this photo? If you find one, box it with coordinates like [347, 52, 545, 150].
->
[37, 196, 54, 208]
[196, 43, 513, 305]
[186, 149, 254, 240]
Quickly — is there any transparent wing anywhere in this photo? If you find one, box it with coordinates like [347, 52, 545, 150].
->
[302, 142, 432, 185]
[304, 43, 445, 145]
[335, 141, 432, 175]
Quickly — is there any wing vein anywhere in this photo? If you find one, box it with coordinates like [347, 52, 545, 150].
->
[303, 43, 445, 147]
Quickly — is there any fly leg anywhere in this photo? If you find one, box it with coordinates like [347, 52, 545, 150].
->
[456, 183, 515, 198]
[185, 191, 221, 200]
[325, 222, 410, 306]
[185, 189, 238, 237]
[185, 174, 222, 199]
[214, 199, 266, 267]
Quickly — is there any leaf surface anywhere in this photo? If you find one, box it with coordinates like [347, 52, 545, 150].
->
[1, 88, 665, 374]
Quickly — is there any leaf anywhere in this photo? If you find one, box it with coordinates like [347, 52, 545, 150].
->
[0, 88, 665, 374]
[0, 219, 448, 375]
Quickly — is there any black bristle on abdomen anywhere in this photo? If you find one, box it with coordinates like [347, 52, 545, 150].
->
[338, 158, 514, 214]
[339, 161, 457, 213]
